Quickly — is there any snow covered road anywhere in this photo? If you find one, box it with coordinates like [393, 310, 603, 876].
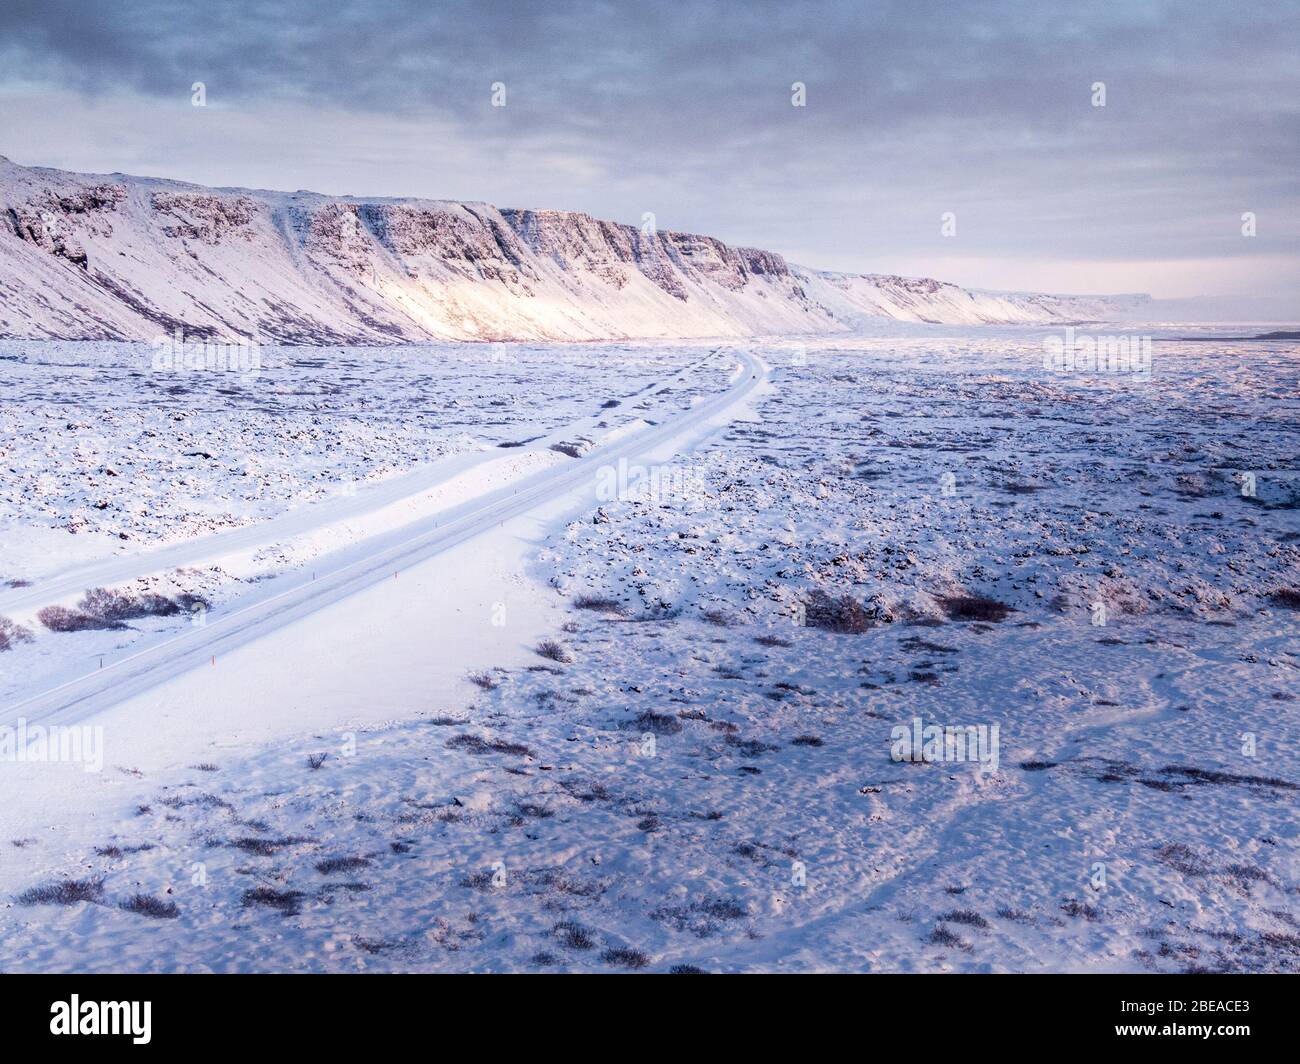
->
[1, 350, 766, 728]
[0, 346, 723, 614]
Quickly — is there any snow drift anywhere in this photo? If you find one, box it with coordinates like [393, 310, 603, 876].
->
[0, 156, 1147, 343]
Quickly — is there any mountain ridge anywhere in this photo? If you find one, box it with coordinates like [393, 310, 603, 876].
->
[0, 157, 1149, 343]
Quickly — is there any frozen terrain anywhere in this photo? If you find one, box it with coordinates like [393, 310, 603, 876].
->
[1, 327, 1296, 973]
[0, 157, 1147, 343]
[0, 338, 737, 704]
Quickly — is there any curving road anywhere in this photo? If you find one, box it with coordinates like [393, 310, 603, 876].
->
[0, 347, 725, 620]
[2, 351, 766, 729]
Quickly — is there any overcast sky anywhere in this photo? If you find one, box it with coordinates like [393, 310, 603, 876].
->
[1, 0, 1297, 299]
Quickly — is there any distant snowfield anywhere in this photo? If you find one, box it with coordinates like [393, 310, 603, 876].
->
[0, 327, 1297, 973]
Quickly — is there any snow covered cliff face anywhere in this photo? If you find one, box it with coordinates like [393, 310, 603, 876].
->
[0, 157, 1147, 343]
[794, 269, 1151, 327]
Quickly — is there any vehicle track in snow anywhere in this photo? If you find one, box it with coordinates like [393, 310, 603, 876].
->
[1, 351, 767, 729]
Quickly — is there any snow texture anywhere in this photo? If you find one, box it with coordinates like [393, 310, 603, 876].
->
[1, 329, 1296, 973]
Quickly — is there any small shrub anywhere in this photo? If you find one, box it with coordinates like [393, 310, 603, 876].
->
[459, 870, 495, 890]
[928, 924, 969, 949]
[573, 594, 626, 615]
[726, 735, 779, 758]
[565, 779, 612, 802]
[37, 605, 125, 633]
[80, 586, 181, 621]
[938, 595, 1015, 623]
[553, 920, 595, 950]
[601, 947, 650, 969]
[120, 893, 180, 919]
[306, 752, 329, 770]
[1154, 842, 1211, 877]
[76, 587, 136, 621]
[241, 887, 305, 914]
[626, 710, 683, 736]
[939, 909, 990, 929]
[160, 791, 231, 811]
[0, 616, 35, 652]
[1225, 863, 1272, 890]
[1269, 588, 1300, 610]
[446, 734, 532, 757]
[174, 592, 209, 610]
[625, 605, 682, 622]
[694, 897, 747, 920]
[18, 877, 104, 906]
[36, 589, 208, 633]
[467, 671, 498, 690]
[1260, 931, 1300, 953]
[803, 589, 874, 634]
[535, 639, 573, 663]
[701, 608, 733, 627]
[791, 735, 824, 747]
[669, 964, 707, 974]
[754, 633, 792, 648]
[228, 835, 309, 856]
[651, 896, 747, 936]
[316, 856, 372, 875]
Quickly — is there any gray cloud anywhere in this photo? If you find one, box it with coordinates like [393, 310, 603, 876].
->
[1, 0, 1297, 297]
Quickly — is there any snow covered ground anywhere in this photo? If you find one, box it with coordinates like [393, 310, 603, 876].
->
[1, 327, 1297, 973]
[0, 339, 732, 700]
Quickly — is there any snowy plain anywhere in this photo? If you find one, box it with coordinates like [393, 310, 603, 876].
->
[0, 326, 1297, 973]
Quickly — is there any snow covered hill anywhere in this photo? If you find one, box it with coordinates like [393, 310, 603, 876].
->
[0, 156, 1147, 342]
[795, 268, 1150, 327]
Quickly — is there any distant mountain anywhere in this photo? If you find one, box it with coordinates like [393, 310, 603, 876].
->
[795, 269, 1149, 326]
[0, 157, 1148, 343]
